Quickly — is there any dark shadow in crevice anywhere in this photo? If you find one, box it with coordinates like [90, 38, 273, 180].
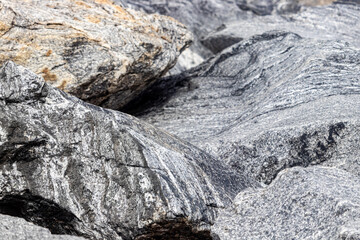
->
[0, 190, 86, 237]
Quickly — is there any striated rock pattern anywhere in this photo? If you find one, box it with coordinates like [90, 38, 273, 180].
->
[123, 31, 360, 185]
[213, 167, 360, 239]
[236, 0, 336, 16]
[0, 0, 192, 110]
[201, 2, 360, 54]
[0, 61, 255, 239]
[122, 0, 343, 70]
[0, 214, 85, 240]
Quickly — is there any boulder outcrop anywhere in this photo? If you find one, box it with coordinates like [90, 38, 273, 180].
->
[0, 61, 254, 239]
[123, 31, 360, 185]
[121, 0, 252, 73]
[0, 0, 192, 110]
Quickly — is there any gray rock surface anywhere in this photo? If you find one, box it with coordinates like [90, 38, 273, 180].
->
[0, 0, 192, 110]
[123, 31, 360, 186]
[0, 214, 85, 240]
[121, 0, 254, 73]
[122, 0, 341, 71]
[202, 2, 360, 54]
[0, 61, 255, 239]
[213, 166, 360, 239]
[236, 0, 335, 16]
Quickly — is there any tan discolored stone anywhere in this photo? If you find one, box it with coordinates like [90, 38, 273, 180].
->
[0, 0, 192, 109]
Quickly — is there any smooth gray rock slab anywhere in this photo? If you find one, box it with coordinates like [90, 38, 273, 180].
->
[0, 0, 192, 110]
[123, 31, 360, 185]
[0, 61, 254, 239]
[0, 214, 85, 240]
[202, 2, 360, 53]
[213, 166, 360, 239]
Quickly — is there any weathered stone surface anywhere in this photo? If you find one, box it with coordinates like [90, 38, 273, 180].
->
[0, 0, 192, 110]
[123, 31, 360, 185]
[236, 0, 335, 16]
[0, 214, 85, 240]
[213, 167, 360, 239]
[121, 0, 253, 73]
[122, 0, 342, 70]
[201, 2, 360, 54]
[200, 25, 243, 54]
[0, 61, 255, 239]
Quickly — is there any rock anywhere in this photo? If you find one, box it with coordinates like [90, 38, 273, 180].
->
[0, 214, 85, 240]
[201, 2, 360, 53]
[335, 0, 360, 4]
[200, 25, 243, 54]
[122, 31, 360, 185]
[213, 166, 360, 239]
[122, 0, 341, 63]
[0, 0, 192, 110]
[121, 0, 254, 73]
[0, 61, 255, 239]
[236, 0, 335, 16]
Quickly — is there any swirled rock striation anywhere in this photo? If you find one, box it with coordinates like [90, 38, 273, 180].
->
[0, 61, 254, 239]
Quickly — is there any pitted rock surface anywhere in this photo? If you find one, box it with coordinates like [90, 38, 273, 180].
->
[0, 0, 192, 110]
[0, 61, 255, 239]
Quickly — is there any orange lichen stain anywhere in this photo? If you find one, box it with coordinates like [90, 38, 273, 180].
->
[94, 0, 134, 20]
[113, 5, 128, 15]
[94, 0, 113, 4]
[87, 16, 101, 24]
[160, 35, 171, 43]
[58, 80, 67, 90]
[0, 21, 11, 33]
[12, 47, 32, 65]
[41, 68, 57, 82]
[45, 50, 52, 57]
[75, 1, 92, 8]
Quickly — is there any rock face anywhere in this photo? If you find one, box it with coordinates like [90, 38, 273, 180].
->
[0, 0, 192, 110]
[236, 0, 336, 16]
[123, 30, 360, 185]
[213, 167, 360, 239]
[122, 0, 343, 71]
[0, 214, 85, 240]
[121, 0, 253, 73]
[201, 2, 360, 54]
[0, 61, 255, 239]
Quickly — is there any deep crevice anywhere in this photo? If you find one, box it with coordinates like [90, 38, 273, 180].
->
[134, 219, 213, 240]
[0, 190, 85, 237]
